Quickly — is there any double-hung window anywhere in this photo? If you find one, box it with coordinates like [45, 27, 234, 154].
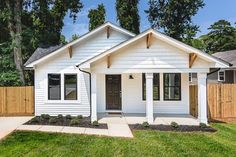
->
[218, 71, 225, 82]
[48, 74, 61, 100]
[163, 73, 181, 101]
[64, 74, 77, 100]
[142, 73, 160, 100]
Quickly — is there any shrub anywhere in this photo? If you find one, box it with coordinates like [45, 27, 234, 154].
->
[49, 117, 57, 123]
[171, 122, 179, 129]
[70, 119, 80, 126]
[31, 117, 40, 123]
[199, 123, 207, 128]
[77, 115, 83, 119]
[57, 114, 63, 119]
[92, 121, 99, 126]
[65, 115, 72, 119]
[142, 122, 150, 128]
[41, 114, 50, 120]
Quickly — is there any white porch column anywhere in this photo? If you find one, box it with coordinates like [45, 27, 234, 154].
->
[91, 73, 97, 122]
[197, 72, 208, 124]
[146, 73, 154, 123]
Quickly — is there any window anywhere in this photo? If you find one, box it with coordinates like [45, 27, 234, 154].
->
[189, 73, 192, 82]
[48, 74, 61, 100]
[164, 73, 181, 100]
[142, 73, 160, 100]
[218, 71, 225, 82]
[64, 74, 77, 100]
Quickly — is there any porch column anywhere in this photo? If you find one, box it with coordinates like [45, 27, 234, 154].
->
[146, 73, 154, 123]
[91, 73, 97, 122]
[197, 72, 208, 124]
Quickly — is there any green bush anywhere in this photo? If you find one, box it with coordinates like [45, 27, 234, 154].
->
[92, 121, 99, 126]
[49, 117, 57, 124]
[199, 123, 207, 128]
[70, 119, 80, 126]
[31, 117, 40, 123]
[57, 114, 63, 119]
[41, 114, 50, 120]
[65, 115, 72, 119]
[142, 122, 150, 128]
[171, 122, 179, 129]
[77, 115, 83, 119]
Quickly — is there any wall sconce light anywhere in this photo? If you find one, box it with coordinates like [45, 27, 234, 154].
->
[129, 74, 134, 79]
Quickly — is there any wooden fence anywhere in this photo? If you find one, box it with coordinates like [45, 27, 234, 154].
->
[0, 86, 34, 116]
[190, 84, 236, 122]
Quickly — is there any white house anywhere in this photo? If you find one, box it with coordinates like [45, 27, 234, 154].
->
[25, 22, 230, 124]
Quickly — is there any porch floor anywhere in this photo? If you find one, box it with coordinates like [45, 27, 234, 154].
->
[98, 113, 200, 126]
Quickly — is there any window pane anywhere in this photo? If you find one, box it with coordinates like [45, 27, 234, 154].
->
[48, 74, 61, 100]
[65, 75, 77, 100]
[142, 73, 159, 100]
[164, 73, 181, 100]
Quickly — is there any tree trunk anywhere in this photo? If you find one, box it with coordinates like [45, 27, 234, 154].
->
[6, 0, 25, 85]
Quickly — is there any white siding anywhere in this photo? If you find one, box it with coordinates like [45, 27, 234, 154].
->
[34, 29, 131, 116]
[97, 73, 189, 114]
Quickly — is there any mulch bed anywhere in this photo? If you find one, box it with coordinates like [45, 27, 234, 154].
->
[129, 124, 217, 132]
[25, 116, 108, 129]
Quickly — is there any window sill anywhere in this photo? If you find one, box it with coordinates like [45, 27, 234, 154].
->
[45, 100, 80, 104]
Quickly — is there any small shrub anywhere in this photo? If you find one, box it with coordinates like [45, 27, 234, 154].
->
[65, 115, 72, 119]
[49, 117, 57, 123]
[57, 114, 63, 119]
[142, 122, 150, 128]
[171, 122, 179, 129]
[92, 121, 99, 126]
[41, 114, 50, 120]
[199, 123, 207, 128]
[77, 115, 83, 119]
[70, 119, 80, 126]
[31, 117, 40, 123]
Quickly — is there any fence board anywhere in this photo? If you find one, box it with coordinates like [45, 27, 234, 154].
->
[0, 86, 34, 116]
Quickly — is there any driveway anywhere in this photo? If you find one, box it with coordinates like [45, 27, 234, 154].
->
[0, 117, 33, 140]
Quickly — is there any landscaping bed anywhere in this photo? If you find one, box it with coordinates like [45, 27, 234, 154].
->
[25, 114, 107, 129]
[129, 124, 217, 132]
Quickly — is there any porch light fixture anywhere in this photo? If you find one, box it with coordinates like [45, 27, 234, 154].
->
[129, 74, 134, 79]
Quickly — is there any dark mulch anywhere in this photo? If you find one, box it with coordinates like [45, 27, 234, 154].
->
[25, 116, 107, 129]
[129, 124, 217, 132]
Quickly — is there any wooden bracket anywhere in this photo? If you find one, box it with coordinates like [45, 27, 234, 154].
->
[189, 53, 197, 68]
[107, 55, 111, 68]
[107, 26, 110, 39]
[146, 33, 152, 49]
[68, 46, 72, 58]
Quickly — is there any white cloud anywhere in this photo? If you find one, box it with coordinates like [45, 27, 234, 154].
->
[62, 23, 89, 41]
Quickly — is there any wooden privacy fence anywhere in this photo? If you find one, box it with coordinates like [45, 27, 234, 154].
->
[0, 86, 34, 116]
[190, 84, 236, 121]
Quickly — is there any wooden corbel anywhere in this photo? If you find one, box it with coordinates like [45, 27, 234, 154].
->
[106, 26, 110, 39]
[189, 53, 197, 68]
[146, 33, 152, 49]
[68, 46, 72, 58]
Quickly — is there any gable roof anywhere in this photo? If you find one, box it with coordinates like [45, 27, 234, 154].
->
[213, 49, 236, 67]
[78, 29, 230, 68]
[25, 21, 135, 68]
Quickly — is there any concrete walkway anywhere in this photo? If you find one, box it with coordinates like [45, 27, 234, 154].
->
[17, 124, 133, 138]
[0, 117, 33, 140]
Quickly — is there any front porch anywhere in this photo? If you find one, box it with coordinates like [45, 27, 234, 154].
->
[98, 113, 200, 125]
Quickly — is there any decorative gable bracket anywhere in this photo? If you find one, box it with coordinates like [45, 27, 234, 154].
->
[107, 55, 111, 68]
[106, 26, 110, 39]
[68, 46, 72, 58]
[189, 53, 197, 68]
[146, 33, 152, 49]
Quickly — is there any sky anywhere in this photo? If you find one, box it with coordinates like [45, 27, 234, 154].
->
[62, 0, 236, 41]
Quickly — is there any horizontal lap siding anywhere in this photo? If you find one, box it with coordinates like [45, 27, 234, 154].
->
[35, 29, 131, 116]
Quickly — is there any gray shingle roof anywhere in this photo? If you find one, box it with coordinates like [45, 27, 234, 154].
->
[212, 49, 236, 67]
[24, 44, 64, 66]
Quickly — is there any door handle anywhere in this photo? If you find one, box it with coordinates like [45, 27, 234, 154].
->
[120, 91, 122, 98]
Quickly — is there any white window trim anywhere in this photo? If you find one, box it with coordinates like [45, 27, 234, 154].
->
[45, 73, 81, 104]
[218, 70, 225, 82]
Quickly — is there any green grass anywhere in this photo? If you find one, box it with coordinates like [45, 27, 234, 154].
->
[0, 123, 236, 157]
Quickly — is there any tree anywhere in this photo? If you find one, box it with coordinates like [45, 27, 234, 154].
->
[71, 34, 79, 42]
[116, 0, 140, 34]
[88, 4, 106, 31]
[145, 0, 204, 41]
[203, 20, 236, 54]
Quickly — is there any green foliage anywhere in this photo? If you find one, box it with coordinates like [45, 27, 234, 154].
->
[171, 121, 179, 129]
[199, 122, 207, 128]
[202, 20, 236, 54]
[88, 4, 106, 31]
[57, 114, 63, 119]
[116, 0, 140, 34]
[70, 34, 80, 42]
[49, 117, 57, 124]
[142, 122, 150, 128]
[77, 115, 83, 119]
[65, 115, 72, 119]
[92, 121, 99, 126]
[31, 117, 40, 123]
[146, 0, 204, 41]
[70, 119, 80, 126]
[41, 114, 50, 120]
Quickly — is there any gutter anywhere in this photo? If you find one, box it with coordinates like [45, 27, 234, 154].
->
[77, 66, 92, 117]
[207, 68, 221, 76]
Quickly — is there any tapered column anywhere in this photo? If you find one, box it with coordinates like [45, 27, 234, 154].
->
[146, 73, 154, 123]
[91, 73, 97, 122]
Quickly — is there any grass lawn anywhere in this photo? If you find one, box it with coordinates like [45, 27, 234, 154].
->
[0, 123, 236, 157]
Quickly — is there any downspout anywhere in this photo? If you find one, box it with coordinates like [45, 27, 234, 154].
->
[77, 66, 92, 117]
[207, 68, 221, 76]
